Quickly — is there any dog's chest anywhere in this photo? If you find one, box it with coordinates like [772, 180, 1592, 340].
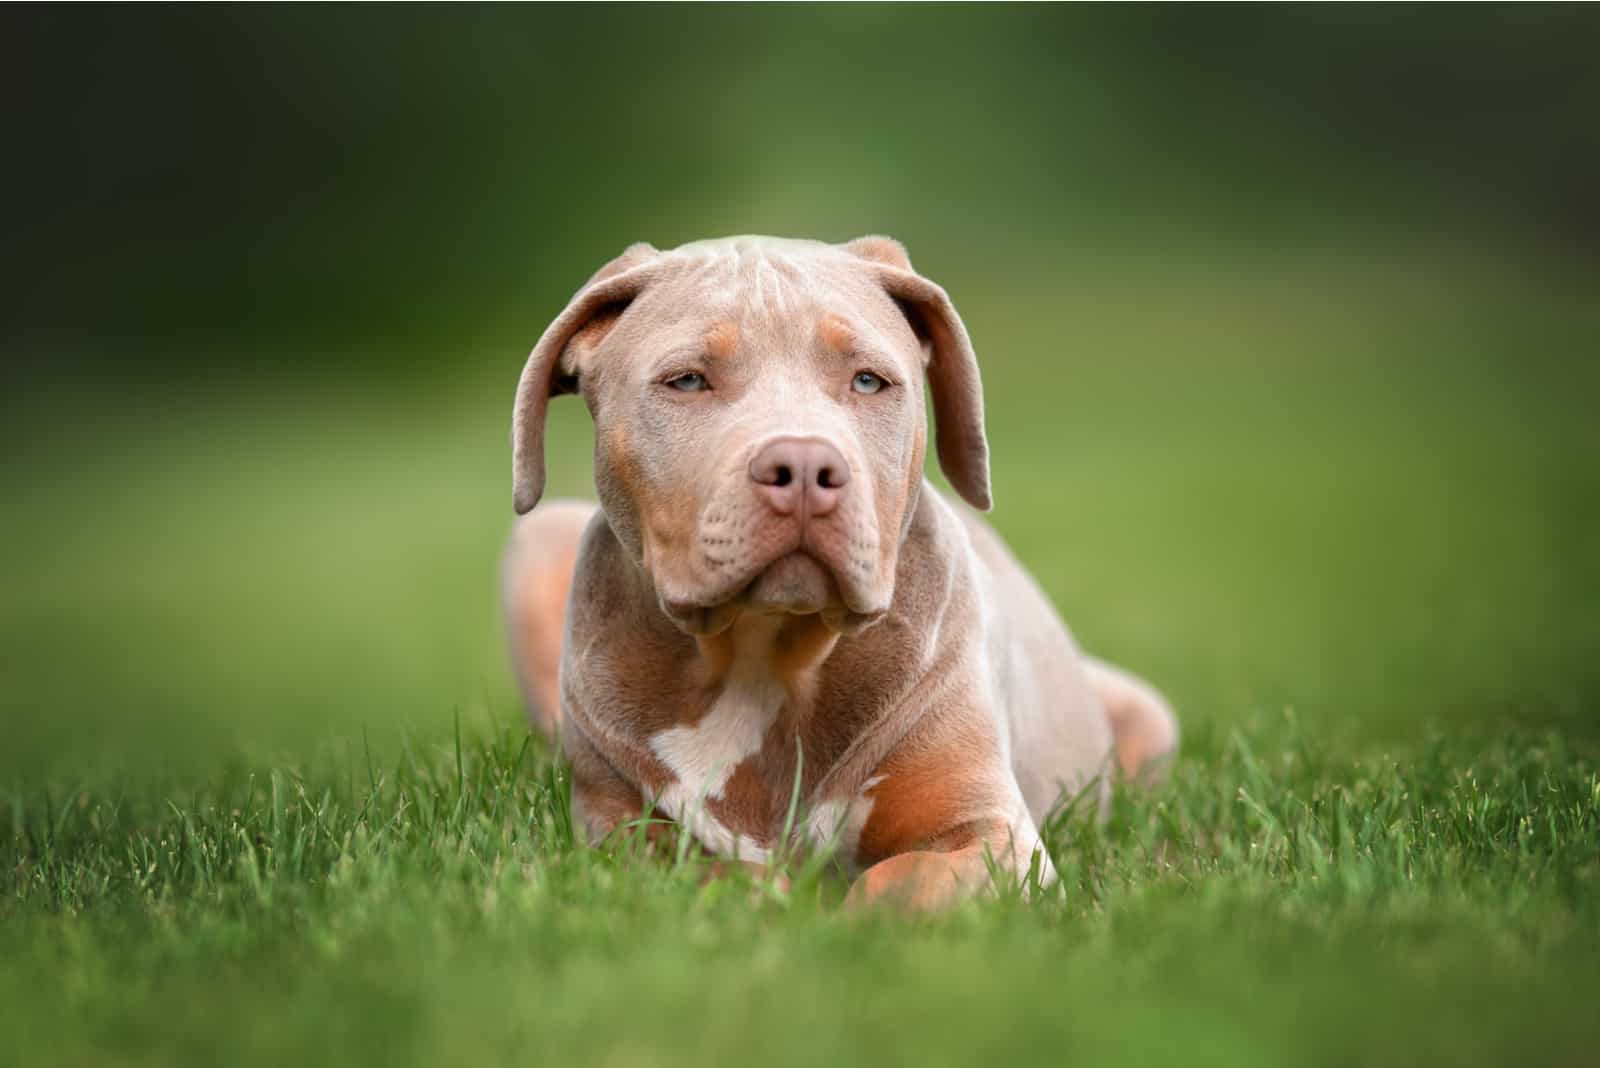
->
[640, 675, 884, 870]
[650, 665, 781, 789]
[633, 620, 881, 865]
[642, 640, 791, 860]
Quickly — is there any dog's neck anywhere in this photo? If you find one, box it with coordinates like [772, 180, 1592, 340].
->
[692, 612, 839, 691]
[592, 486, 959, 741]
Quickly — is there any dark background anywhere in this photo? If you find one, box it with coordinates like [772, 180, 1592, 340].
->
[6, 6, 1598, 366]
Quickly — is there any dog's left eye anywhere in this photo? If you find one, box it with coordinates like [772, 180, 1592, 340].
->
[665, 372, 709, 393]
[851, 372, 886, 395]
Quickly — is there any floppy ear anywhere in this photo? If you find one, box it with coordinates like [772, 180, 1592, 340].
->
[843, 236, 992, 511]
[512, 243, 658, 514]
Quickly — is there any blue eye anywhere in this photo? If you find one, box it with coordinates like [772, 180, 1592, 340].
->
[666, 372, 709, 392]
[852, 372, 886, 395]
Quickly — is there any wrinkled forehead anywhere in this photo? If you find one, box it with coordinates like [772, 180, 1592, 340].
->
[629, 238, 917, 357]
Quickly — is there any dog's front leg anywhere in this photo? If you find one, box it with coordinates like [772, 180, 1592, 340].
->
[561, 717, 667, 847]
[840, 711, 1052, 911]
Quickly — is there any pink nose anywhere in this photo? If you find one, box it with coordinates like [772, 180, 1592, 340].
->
[748, 436, 850, 518]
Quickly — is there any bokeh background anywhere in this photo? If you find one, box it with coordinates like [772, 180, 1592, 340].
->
[5, 5, 1599, 779]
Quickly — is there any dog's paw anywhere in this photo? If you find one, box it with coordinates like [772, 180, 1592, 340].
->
[844, 851, 980, 912]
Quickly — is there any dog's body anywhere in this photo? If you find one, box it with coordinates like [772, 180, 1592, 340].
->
[503, 236, 1176, 907]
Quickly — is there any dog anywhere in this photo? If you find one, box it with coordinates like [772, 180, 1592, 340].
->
[502, 236, 1177, 908]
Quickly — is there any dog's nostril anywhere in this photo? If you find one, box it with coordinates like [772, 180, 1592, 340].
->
[749, 437, 848, 509]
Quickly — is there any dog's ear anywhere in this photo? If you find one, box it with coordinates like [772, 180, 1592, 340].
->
[842, 236, 992, 511]
[512, 242, 659, 514]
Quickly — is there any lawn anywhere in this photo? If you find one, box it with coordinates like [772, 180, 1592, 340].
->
[4, 253, 1599, 1065]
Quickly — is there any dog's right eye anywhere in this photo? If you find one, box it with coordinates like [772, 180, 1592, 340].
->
[664, 372, 709, 393]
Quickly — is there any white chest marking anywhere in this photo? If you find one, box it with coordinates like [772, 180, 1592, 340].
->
[646, 637, 787, 862]
[649, 669, 784, 800]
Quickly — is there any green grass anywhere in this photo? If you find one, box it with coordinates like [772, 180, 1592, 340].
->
[5, 254, 1600, 1065]
[6, 726, 1598, 1066]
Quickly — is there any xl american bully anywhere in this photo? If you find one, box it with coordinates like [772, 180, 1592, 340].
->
[503, 235, 1176, 908]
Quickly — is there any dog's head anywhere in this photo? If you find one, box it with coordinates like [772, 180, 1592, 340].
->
[512, 235, 989, 636]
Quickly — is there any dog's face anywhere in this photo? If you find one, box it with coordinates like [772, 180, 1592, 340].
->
[513, 236, 990, 636]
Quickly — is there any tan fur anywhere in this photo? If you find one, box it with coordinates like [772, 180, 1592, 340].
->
[855, 711, 1007, 867]
[704, 320, 740, 361]
[842, 235, 916, 272]
[817, 312, 856, 355]
[501, 499, 594, 737]
[502, 236, 1178, 908]
[844, 847, 994, 910]
[1086, 657, 1180, 786]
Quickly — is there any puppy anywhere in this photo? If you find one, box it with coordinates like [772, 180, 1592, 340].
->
[503, 236, 1176, 907]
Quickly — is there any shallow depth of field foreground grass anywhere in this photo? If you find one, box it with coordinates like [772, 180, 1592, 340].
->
[5, 725, 1599, 1066]
[5, 255, 1600, 1065]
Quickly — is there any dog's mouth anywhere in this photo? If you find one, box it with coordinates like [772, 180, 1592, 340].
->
[660, 551, 885, 637]
[744, 552, 835, 614]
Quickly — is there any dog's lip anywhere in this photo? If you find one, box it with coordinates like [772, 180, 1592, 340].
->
[659, 552, 887, 635]
[661, 601, 743, 636]
[742, 551, 835, 613]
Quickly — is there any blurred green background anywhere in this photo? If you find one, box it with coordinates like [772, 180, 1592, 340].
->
[4, 6, 1598, 786]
